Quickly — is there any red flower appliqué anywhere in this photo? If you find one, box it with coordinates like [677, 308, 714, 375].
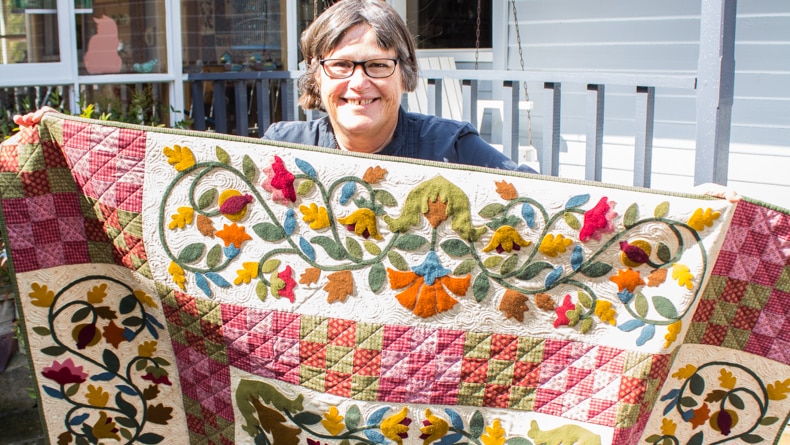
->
[262, 155, 296, 204]
[554, 294, 576, 328]
[42, 358, 88, 385]
[579, 197, 617, 242]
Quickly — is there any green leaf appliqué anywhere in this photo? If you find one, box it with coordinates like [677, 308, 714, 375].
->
[479, 203, 505, 218]
[623, 203, 638, 228]
[654, 201, 670, 218]
[312, 236, 348, 260]
[472, 273, 490, 302]
[215, 146, 230, 164]
[440, 239, 471, 257]
[564, 212, 581, 230]
[393, 234, 428, 251]
[388, 251, 409, 271]
[197, 189, 217, 210]
[253, 222, 286, 242]
[453, 259, 477, 275]
[242, 155, 257, 182]
[178, 243, 205, 263]
[652, 295, 679, 319]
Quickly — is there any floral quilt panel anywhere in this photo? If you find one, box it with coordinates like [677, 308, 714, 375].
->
[1, 114, 788, 445]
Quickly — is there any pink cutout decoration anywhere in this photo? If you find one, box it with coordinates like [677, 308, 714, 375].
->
[83, 15, 122, 74]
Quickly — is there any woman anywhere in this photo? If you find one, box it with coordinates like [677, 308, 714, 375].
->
[263, 0, 538, 173]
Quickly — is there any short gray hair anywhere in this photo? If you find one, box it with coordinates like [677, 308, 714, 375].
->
[298, 0, 419, 110]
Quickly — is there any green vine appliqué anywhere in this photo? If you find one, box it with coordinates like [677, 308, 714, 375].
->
[159, 145, 723, 346]
[235, 379, 534, 444]
[648, 361, 790, 444]
[443, 189, 721, 347]
[160, 146, 407, 304]
[28, 276, 173, 444]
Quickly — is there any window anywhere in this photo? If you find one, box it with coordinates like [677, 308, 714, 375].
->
[0, 0, 65, 64]
[76, 0, 166, 75]
[408, 0, 491, 50]
[181, 0, 284, 73]
[295, 0, 491, 53]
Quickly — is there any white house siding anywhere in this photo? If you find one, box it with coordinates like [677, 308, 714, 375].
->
[508, 0, 790, 209]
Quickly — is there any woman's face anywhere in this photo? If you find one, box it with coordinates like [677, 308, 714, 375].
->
[317, 24, 403, 151]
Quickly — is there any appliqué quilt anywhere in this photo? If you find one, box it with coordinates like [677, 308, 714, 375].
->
[1, 114, 788, 445]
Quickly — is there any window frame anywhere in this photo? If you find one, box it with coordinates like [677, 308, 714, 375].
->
[0, 0, 77, 86]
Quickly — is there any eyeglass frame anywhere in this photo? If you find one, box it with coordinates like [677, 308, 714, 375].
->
[318, 58, 399, 79]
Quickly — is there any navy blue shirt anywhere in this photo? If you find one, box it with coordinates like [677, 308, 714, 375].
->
[263, 107, 537, 174]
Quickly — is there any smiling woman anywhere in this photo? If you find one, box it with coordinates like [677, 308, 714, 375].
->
[263, 0, 536, 173]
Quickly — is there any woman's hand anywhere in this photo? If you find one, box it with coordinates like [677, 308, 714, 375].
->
[13, 106, 57, 128]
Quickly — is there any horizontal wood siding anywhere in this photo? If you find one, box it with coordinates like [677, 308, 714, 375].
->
[507, 0, 790, 208]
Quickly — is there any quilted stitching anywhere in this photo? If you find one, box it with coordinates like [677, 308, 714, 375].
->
[0, 127, 103, 272]
[686, 202, 790, 365]
[7, 115, 790, 445]
[211, 298, 671, 426]
[162, 291, 234, 442]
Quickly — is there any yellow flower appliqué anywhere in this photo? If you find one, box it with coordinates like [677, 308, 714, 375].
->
[138, 341, 157, 358]
[719, 368, 737, 390]
[538, 233, 572, 257]
[672, 364, 698, 380]
[381, 407, 410, 445]
[92, 411, 120, 440]
[664, 320, 682, 348]
[87, 283, 107, 304]
[687, 207, 721, 231]
[660, 418, 677, 436]
[168, 206, 194, 230]
[29, 283, 54, 308]
[234, 262, 260, 285]
[168, 261, 186, 290]
[134, 290, 158, 308]
[593, 300, 616, 325]
[420, 409, 449, 443]
[338, 208, 382, 240]
[321, 406, 345, 436]
[671, 263, 694, 289]
[484, 226, 531, 254]
[85, 384, 109, 407]
[163, 144, 196, 171]
[300, 202, 331, 230]
[481, 419, 507, 445]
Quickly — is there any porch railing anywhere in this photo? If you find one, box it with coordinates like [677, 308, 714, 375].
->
[186, 68, 703, 188]
[188, 70, 304, 137]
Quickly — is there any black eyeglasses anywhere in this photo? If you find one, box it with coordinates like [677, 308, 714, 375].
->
[319, 58, 399, 79]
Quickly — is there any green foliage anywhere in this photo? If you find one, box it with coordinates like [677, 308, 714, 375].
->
[1, 84, 193, 141]
[0, 239, 11, 298]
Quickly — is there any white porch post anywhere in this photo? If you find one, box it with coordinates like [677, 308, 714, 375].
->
[492, 0, 508, 71]
[694, 0, 737, 185]
[168, 0, 185, 126]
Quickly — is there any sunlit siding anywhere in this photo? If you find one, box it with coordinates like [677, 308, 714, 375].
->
[506, 0, 790, 208]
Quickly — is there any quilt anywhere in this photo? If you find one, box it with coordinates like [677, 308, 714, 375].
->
[1, 113, 789, 445]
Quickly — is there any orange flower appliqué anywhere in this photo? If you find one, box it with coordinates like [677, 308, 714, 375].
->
[387, 252, 470, 318]
[215, 222, 252, 248]
[610, 268, 644, 293]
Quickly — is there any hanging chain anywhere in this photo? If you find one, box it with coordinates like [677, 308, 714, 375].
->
[510, 0, 528, 101]
[313, 0, 318, 20]
[510, 0, 532, 146]
[474, 0, 481, 70]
